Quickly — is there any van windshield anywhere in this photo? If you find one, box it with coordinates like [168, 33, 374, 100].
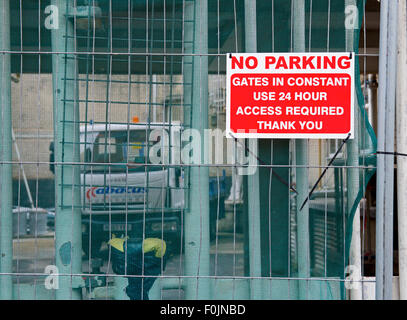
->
[80, 129, 161, 173]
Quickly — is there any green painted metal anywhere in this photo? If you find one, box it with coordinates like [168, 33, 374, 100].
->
[184, 0, 211, 299]
[145, 0, 193, 301]
[295, 138, 310, 300]
[114, 277, 130, 300]
[257, 2, 291, 299]
[259, 140, 290, 277]
[244, 0, 263, 300]
[0, 0, 376, 301]
[12, 283, 55, 300]
[0, 0, 12, 300]
[149, 278, 184, 300]
[210, 278, 341, 300]
[50, 0, 83, 299]
[211, 279, 250, 300]
[336, 0, 376, 299]
[183, 0, 211, 300]
[292, 0, 310, 300]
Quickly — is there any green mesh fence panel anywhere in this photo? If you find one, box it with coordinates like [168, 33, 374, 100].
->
[4, 0, 377, 300]
[251, 0, 376, 299]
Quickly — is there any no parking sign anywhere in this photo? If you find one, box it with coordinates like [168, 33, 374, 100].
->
[226, 52, 355, 139]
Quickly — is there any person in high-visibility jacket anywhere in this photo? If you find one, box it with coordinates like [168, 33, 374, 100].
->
[109, 235, 167, 300]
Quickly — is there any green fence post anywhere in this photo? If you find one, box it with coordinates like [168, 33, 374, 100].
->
[0, 0, 13, 300]
[292, 0, 310, 300]
[51, 0, 82, 299]
[244, 0, 263, 300]
[183, 0, 211, 300]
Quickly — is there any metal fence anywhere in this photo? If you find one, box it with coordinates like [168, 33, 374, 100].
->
[0, 0, 393, 300]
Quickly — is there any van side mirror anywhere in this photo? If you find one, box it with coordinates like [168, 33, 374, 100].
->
[49, 141, 55, 174]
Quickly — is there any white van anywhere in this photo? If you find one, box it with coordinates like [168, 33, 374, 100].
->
[79, 122, 184, 257]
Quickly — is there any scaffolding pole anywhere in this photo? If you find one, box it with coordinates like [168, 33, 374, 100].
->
[397, 0, 407, 300]
[0, 0, 12, 300]
[292, 0, 310, 300]
[345, 0, 362, 300]
[376, 0, 398, 300]
[51, 0, 82, 299]
[184, 0, 211, 300]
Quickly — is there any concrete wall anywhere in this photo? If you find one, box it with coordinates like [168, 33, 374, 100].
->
[11, 73, 184, 180]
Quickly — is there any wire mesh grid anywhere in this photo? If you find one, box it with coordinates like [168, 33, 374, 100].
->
[0, 0, 381, 300]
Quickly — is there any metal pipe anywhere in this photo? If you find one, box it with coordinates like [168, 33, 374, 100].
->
[183, 0, 211, 299]
[376, 0, 398, 300]
[11, 129, 35, 210]
[152, 74, 157, 122]
[383, 1, 398, 299]
[397, 0, 407, 300]
[292, 0, 310, 300]
[0, 0, 12, 300]
[244, 0, 262, 300]
[345, 0, 362, 301]
[365, 74, 378, 135]
[349, 204, 362, 300]
[51, 0, 83, 299]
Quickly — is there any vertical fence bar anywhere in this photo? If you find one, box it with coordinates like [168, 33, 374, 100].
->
[375, 0, 387, 301]
[292, 0, 309, 300]
[345, 0, 362, 300]
[184, 0, 210, 300]
[0, 0, 12, 300]
[183, 0, 194, 300]
[183, 0, 193, 210]
[376, 0, 398, 300]
[51, 0, 82, 299]
[244, 0, 262, 300]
